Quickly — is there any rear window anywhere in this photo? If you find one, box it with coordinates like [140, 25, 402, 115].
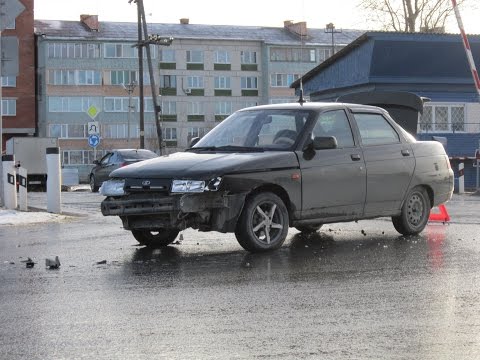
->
[120, 150, 157, 160]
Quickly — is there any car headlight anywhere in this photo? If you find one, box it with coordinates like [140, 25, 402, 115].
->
[171, 180, 205, 193]
[100, 179, 126, 196]
[171, 177, 222, 193]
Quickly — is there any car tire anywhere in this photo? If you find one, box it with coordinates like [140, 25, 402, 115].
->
[392, 186, 431, 236]
[90, 175, 99, 193]
[235, 192, 289, 252]
[131, 229, 180, 248]
[295, 224, 323, 233]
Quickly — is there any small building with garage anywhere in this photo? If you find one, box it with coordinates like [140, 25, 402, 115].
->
[292, 31, 480, 191]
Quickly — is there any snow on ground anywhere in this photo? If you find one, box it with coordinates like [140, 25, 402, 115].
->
[0, 208, 69, 226]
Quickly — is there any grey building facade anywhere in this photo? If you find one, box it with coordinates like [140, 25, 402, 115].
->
[34, 16, 362, 181]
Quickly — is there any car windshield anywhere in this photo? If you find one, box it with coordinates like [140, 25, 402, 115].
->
[191, 109, 316, 151]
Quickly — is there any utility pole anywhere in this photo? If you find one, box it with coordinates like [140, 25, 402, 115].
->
[325, 23, 342, 56]
[129, 0, 173, 154]
[123, 81, 136, 146]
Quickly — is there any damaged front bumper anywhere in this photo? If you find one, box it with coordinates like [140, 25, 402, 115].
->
[101, 191, 246, 233]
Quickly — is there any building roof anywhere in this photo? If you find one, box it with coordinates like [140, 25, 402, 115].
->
[34, 19, 363, 46]
[291, 31, 480, 90]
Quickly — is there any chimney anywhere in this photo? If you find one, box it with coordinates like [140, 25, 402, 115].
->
[284, 20, 307, 37]
[80, 14, 99, 32]
[180, 18, 189, 25]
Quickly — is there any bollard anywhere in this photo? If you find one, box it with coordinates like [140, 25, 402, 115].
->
[18, 166, 28, 211]
[46, 147, 61, 214]
[458, 163, 465, 194]
[2, 155, 17, 210]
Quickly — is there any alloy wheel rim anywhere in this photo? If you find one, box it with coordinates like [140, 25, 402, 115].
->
[252, 201, 283, 244]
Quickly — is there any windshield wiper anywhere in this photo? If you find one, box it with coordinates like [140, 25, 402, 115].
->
[186, 145, 264, 152]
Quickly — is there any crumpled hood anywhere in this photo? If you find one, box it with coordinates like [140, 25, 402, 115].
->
[109, 151, 299, 179]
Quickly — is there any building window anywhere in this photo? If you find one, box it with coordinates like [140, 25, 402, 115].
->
[419, 104, 465, 133]
[214, 51, 230, 64]
[160, 75, 176, 88]
[186, 50, 203, 63]
[270, 47, 316, 62]
[1, 76, 16, 87]
[159, 49, 175, 62]
[239, 101, 258, 109]
[187, 76, 204, 89]
[189, 102, 204, 115]
[241, 51, 257, 64]
[214, 76, 231, 89]
[318, 48, 332, 62]
[241, 77, 258, 89]
[104, 97, 131, 112]
[77, 70, 101, 85]
[62, 150, 99, 165]
[215, 102, 232, 115]
[270, 73, 301, 87]
[160, 101, 177, 115]
[103, 124, 128, 138]
[48, 97, 101, 112]
[49, 124, 87, 138]
[48, 70, 101, 85]
[48, 43, 101, 59]
[163, 127, 177, 140]
[1, 99, 16, 116]
[110, 70, 137, 85]
[104, 43, 137, 58]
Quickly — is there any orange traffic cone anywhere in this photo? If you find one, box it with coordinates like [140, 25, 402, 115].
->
[428, 204, 450, 222]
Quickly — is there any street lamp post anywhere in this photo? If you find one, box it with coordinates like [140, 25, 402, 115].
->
[123, 81, 136, 146]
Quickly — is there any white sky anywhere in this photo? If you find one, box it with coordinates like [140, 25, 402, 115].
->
[34, 0, 480, 34]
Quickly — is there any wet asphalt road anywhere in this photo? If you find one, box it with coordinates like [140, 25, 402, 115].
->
[1, 191, 480, 359]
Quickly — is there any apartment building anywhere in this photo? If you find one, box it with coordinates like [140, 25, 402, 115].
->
[1, 0, 35, 151]
[34, 16, 362, 180]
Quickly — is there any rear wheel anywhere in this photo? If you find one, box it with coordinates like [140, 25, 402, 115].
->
[295, 224, 323, 233]
[131, 229, 180, 248]
[90, 175, 99, 193]
[392, 186, 430, 235]
[235, 192, 289, 252]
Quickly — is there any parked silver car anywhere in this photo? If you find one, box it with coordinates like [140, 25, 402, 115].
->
[89, 149, 158, 192]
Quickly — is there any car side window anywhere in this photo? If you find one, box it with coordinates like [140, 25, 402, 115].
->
[354, 113, 400, 146]
[100, 153, 113, 165]
[314, 110, 354, 148]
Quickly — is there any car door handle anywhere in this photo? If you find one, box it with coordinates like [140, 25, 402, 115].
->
[350, 154, 361, 161]
[401, 149, 410, 156]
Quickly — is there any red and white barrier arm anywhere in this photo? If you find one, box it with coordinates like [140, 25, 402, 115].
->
[451, 0, 480, 96]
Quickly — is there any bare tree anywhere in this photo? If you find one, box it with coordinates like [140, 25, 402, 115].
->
[359, 0, 469, 32]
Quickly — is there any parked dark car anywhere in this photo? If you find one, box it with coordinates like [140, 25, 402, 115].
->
[100, 103, 454, 252]
[89, 149, 158, 192]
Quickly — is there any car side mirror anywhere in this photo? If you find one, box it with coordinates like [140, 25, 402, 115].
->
[93, 160, 99, 165]
[313, 136, 337, 150]
[189, 137, 200, 147]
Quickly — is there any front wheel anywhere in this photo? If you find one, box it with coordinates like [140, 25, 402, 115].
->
[235, 192, 289, 252]
[392, 186, 431, 235]
[131, 229, 180, 248]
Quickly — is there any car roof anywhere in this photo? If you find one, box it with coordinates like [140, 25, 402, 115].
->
[239, 101, 386, 113]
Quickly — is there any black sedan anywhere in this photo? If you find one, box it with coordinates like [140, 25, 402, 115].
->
[100, 103, 453, 252]
[89, 149, 158, 192]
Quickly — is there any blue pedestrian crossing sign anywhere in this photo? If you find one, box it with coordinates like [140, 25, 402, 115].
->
[88, 134, 100, 148]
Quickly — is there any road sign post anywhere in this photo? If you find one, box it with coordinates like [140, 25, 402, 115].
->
[88, 134, 100, 160]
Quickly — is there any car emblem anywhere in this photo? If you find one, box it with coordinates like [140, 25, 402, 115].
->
[142, 180, 151, 186]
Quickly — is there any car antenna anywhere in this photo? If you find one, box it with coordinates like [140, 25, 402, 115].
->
[298, 79, 306, 104]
